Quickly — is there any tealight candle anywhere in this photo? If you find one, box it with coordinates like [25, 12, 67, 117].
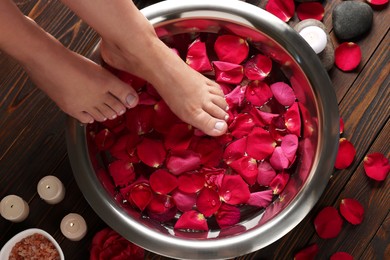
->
[0, 195, 29, 222]
[299, 26, 327, 54]
[60, 213, 87, 241]
[37, 175, 65, 204]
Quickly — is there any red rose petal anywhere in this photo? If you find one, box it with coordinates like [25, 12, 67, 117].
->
[335, 42, 362, 72]
[149, 169, 178, 195]
[270, 146, 290, 170]
[229, 113, 256, 138]
[247, 189, 273, 208]
[363, 152, 389, 181]
[334, 138, 356, 169]
[129, 183, 153, 211]
[219, 175, 250, 205]
[153, 100, 181, 134]
[172, 190, 197, 212]
[213, 61, 244, 84]
[265, 0, 295, 22]
[137, 138, 166, 168]
[296, 2, 325, 21]
[214, 35, 249, 64]
[174, 210, 208, 231]
[339, 117, 345, 135]
[245, 80, 273, 107]
[246, 127, 277, 160]
[164, 123, 193, 151]
[101, 115, 126, 134]
[225, 85, 247, 108]
[196, 188, 222, 217]
[270, 172, 290, 195]
[281, 134, 298, 162]
[186, 38, 213, 72]
[367, 0, 389, 8]
[178, 172, 205, 194]
[330, 252, 354, 260]
[108, 160, 136, 187]
[191, 137, 223, 167]
[215, 203, 241, 228]
[269, 115, 288, 141]
[285, 102, 302, 137]
[257, 161, 277, 186]
[314, 207, 343, 239]
[250, 108, 279, 125]
[116, 70, 146, 91]
[147, 194, 177, 222]
[223, 137, 247, 164]
[270, 82, 296, 107]
[244, 54, 272, 80]
[339, 198, 364, 225]
[94, 128, 116, 151]
[294, 244, 319, 260]
[229, 156, 258, 185]
[125, 105, 155, 135]
[166, 150, 201, 175]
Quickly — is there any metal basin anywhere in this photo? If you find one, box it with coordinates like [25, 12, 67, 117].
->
[66, 1, 339, 259]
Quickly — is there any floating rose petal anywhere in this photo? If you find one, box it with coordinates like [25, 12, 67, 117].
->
[215, 203, 241, 228]
[250, 108, 278, 126]
[244, 54, 272, 81]
[147, 194, 177, 222]
[101, 115, 125, 134]
[166, 150, 201, 175]
[138, 91, 159, 106]
[294, 244, 319, 260]
[229, 156, 258, 185]
[245, 80, 273, 107]
[225, 85, 247, 108]
[330, 252, 354, 260]
[334, 138, 356, 169]
[174, 210, 208, 231]
[285, 102, 301, 137]
[247, 190, 273, 208]
[257, 161, 277, 186]
[223, 137, 247, 164]
[270, 82, 296, 107]
[172, 190, 197, 212]
[108, 160, 136, 187]
[125, 105, 155, 135]
[191, 137, 223, 167]
[339, 117, 345, 135]
[116, 70, 146, 91]
[213, 61, 244, 84]
[246, 127, 277, 160]
[186, 38, 213, 72]
[94, 128, 115, 151]
[339, 198, 364, 225]
[296, 2, 325, 21]
[137, 138, 166, 168]
[270, 146, 290, 170]
[196, 188, 222, 217]
[203, 169, 225, 190]
[229, 113, 256, 138]
[129, 183, 153, 211]
[214, 35, 249, 64]
[178, 172, 205, 194]
[153, 100, 181, 134]
[281, 134, 298, 162]
[149, 169, 178, 195]
[265, 0, 295, 22]
[270, 172, 290, 195]
[218, 83, 235, 95]
[164, 123, 193, 151]
[219, 175, 250, 205]
[363, 152, 389, 181]
[335, 42, 362, 72]
[314, 206, 343, 239]
[269, 115, 288, 141]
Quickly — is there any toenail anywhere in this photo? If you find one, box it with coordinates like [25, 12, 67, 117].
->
[224, 114, 229, 121]
[215, 121, 226, 131]
[111, 114, 117, 119]
[225, 105, 229, 111]
[119, 109, 126, 115]
[126, 94, 138, 108]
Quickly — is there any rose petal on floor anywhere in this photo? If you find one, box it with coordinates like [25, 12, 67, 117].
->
[265, 0, 295, 22]
[294, 243, 319, 260]
[334, 138, 356, 169]
[363, 152, 390, 181]
[296, 2, 325, 21]
[335, 42, 362, 72]
[174, 210, 209, 231]
[339, 198, 364, 225]
[214, 35, 249, 64]
[339, 117, 345, 135]
[330, 252, 354, 260]
[314, 206, 343, 239]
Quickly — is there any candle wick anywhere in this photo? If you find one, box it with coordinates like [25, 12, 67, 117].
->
[10, 204, 14, 208]
[46, 185, 51, 189]
[70, 222, 74, 227]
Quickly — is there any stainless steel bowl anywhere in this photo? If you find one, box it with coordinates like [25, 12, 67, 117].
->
[66, 1, 339, 259]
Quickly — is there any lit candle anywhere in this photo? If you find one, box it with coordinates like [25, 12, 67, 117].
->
[60, 213, 87, 241]
[37, 175, 65, 204]
[0, 195, 29, 222]
[299, 26, 327, 54]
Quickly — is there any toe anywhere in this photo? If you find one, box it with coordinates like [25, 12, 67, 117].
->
[75, 112, 94, 124]
[105, 95, 127, 116]
[109, 79, 139, 108]
[193, 110, 228, 136]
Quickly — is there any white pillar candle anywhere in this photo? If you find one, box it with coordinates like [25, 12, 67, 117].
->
[0, 195, 29, 222]
[299, 26, 327, 54]
[60, 213, 87, 241]
[37, 175, 65, 204]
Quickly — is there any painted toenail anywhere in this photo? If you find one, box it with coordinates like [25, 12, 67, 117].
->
[126, 94, 138, 108]
[215, 121, 226, 131]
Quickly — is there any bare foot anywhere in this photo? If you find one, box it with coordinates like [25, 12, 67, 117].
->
[100, 38, 229, 136]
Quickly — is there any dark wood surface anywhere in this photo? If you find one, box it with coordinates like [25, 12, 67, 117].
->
[0, 0, 388, 259]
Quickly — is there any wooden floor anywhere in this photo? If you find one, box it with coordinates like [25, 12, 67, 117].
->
[0, 0, 388, 259]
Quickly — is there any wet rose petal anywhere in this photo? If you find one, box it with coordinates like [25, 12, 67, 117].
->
[229, 113, 256, 138]
[177, 172, 205, 193]
[108, 160, 136, 187]
[247, 190, 273, 208]
[245, 80, 273, 107]
[153, 100, 181, 134]
[334, 138, 356, 169]
[244, 54, 272, 80]
[339, 117, 345, 135]
[314, 207, 343, 239]
[191, 137, 223, 167]
[251, 109, 279, 126]
[294, 244, 319, 260]
[246, 127, 277, 160]
[147, 194, 177, 222]
[129, 183, 153, 211]
[223, 137, 247, 164]
[296, 2, 325, 21]
[265, 0, 295, 22]
[213, 61, 244, 84]
[214, 35, 249, 64]
[285, 102, 302, 137]
[339, 198, 364, 225]
[149, 169, 178, 195]
[116, 70, 146, 91]
[270, 82, 296, 107]
[269, 172, 290, 194]
[367, 0, 389, 8]
[196, 188, 222, 217]
[257, 161, 277, 186]
[281, 134, 299, 162]
[174, 210, 208, 231]
[166, 150, 201, 175]
[164, 123, 193, 151]
[225, 85, 247, 108]
[215, 203, 241, 228]
[330, 252, 354, 260]
[219, 175, 250, 205]
[186, 38, 213, 72]
[229, 156, 258, 185]
[363, 152, 389, 181]
[270, 146, 290, 170]
[335, 42, 362, 72]
[137, 138, 166, 168]
[172, 190, 197, 212]
[94, 128, 116, 151]
[125, 105, 155, 135]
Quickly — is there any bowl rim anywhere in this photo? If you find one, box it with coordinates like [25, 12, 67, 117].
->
[0, 228, 65, 260]
[66, 0, 339, 259]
